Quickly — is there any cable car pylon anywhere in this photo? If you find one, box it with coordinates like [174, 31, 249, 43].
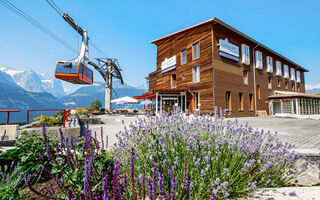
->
[89, 58, 124, 112]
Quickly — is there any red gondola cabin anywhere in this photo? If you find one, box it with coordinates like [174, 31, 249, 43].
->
[54, 61, 93, 84]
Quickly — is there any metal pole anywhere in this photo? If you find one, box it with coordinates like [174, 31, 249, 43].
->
[6, 111, 9, 125]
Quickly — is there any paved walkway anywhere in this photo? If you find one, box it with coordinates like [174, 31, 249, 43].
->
[235, 116, 320, 149]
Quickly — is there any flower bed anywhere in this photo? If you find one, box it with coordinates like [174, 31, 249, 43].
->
[115, 110, 307, 199]
[0, 110, 312, 199]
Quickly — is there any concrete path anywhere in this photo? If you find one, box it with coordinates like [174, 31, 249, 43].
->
[88, 114, 144, 148]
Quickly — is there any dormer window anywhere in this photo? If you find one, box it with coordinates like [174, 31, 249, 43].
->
[266, 56, 273, 73]
[284, 65, 289, 79]
[241, 44, 250, 65]
[276, 61, 282, 76]
[255, 51, 263, 69]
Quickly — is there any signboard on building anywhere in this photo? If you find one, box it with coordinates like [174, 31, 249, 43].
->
[218, 38, 239, 62]
[161, 56, 176, 73]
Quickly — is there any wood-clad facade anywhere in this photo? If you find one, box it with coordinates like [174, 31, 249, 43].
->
[147, 18, 308, 116]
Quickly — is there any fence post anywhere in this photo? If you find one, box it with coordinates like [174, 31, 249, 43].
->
[63, 109, 66, 128]
[27, 110, 29, 124]
[6, 111, 10, 125]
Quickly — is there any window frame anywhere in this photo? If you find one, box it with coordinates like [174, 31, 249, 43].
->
[193, 91, 200, 110]
[249, 93, 254, 111]
[268, 77, 272, 90]
[276, 61, 282, 76]
[266, 56, 273, 73]
[243, 70, 248, 85]
[284, 64, 289, 79]
[241, 44, 250, 65]
[192, 42, 200, 60]
[181, 49, 187, 65]
[296, 71, 301, 83]
[193, 65, 200, 83]
[238, 92, 244, 111]
[170, 74, 177, 89]
[290, 68, 296, 81]
[226, 91, 232, 111]
[255, 51, 263, 69]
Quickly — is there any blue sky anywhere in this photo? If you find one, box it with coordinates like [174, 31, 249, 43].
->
[0, 0, 320, 91]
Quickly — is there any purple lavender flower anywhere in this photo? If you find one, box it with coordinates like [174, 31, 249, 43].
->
[158, 173, 164, 200]
[210, 192, 216, 200]
[148, 179, 153, 200]
[67, 189, 73, 200]
[102, 172, 108, 200]
[131, 148, 137, 200]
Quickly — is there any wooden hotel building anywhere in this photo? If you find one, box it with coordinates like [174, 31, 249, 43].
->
[135, 18, 320, 116]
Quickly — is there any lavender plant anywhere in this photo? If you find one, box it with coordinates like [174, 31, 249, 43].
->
[114, 108, 306, 199]
[0, 161, 25, 199]
[24, 124, 182, 199]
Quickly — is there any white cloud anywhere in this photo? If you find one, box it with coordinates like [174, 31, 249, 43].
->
[305, 84, 320, 90]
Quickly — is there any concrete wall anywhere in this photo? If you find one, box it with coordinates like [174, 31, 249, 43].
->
[0, 125, 19, 140]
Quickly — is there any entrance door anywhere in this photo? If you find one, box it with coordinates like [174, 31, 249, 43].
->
[162, 96, 178, 113]
[273, 101, 281, 115]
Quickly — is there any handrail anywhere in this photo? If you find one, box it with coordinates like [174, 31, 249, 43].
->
[0, 110, 20, 125]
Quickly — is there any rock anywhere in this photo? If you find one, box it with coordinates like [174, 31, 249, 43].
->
[288, 160, 320, 186]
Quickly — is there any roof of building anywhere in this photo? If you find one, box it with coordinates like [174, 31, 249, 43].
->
[150, 18, 308, 72]
[269, 92, 320, 99]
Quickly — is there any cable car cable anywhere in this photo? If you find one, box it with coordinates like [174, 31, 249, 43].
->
[0, 0, 77, 53]
[44, 0, 107, 58]
[45, 0, 63, 17]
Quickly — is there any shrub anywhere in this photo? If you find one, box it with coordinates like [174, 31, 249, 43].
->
[114, 109, 306, 199]
[90, 99, 102, 111]
[74, 107, 90, 117]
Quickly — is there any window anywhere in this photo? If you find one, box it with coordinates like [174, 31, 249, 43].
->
[171, 74, 176, 88]
[243, 70, 248, 85]
[257, 85, 261, 99]
[285, 81, 288, 89]
[277, 79, 281, 87]
[192, 42, 200, 60]
[268, 77, 272, 90]
[266, 56, 273, 73]
[276, 61, 282, 76]
[181, 49, 187, 65]
[181, 73, 186, 80]
[284, 65, 289, 79]
[291, 83, 295, 91]
[297, 84, 300, 92]
[241, 44, 250, 65]
[239, 92, 243, 111]
[226, 91, 232, 111]
[255, 51, 263, 69]
[194, 92, 200, 110]
[193, 65, 200, 83]
[290, 68, 296, 81]
[296, 71, 301, 83]
[249, 94, 254, 110]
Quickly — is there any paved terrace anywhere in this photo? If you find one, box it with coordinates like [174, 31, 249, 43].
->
[89, 114, 320, 150]
[235, 116, 320, 149]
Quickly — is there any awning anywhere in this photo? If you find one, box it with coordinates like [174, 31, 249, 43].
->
[269, 92, 320, 99]
[111, 96, 139, 104]
[133, 92, 156, 100]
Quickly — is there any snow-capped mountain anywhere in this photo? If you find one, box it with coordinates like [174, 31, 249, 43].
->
[0, 66, 66, 98]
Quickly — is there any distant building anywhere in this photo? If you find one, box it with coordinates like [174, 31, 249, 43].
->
[135, 18, 320, 116]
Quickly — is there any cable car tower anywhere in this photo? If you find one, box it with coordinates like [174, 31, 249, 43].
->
[56, 13, 124, 111]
